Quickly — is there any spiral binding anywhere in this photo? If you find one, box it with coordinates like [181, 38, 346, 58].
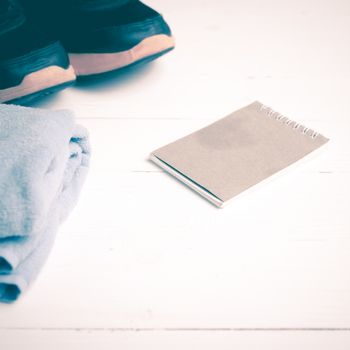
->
[258, 103, 319, 139]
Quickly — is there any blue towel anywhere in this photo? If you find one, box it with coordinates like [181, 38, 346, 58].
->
[0, 104, 90, 303]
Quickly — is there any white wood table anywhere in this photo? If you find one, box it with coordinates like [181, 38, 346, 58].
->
[1, 0, 350, 348]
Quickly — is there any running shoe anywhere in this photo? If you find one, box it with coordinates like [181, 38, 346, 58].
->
[0, 0, 75, 104]
[20, 0, 175, 77]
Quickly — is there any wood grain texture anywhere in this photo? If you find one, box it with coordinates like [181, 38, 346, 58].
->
[1, 0, 350, 348]
[2, 330, 350, 350]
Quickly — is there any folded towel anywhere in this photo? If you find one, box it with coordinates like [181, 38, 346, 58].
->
[0, 104, 90, 303]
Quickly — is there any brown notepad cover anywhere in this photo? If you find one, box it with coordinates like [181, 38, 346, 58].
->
[150, 101, 329, 207]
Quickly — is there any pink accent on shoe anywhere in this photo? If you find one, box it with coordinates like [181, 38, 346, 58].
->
[0, 66, 76, 103]
[69, 34, 175, 76]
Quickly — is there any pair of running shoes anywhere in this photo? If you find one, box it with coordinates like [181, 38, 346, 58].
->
[0, 0, 175, 104]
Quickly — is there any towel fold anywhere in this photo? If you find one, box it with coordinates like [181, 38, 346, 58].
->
[0, 104, 90, 303]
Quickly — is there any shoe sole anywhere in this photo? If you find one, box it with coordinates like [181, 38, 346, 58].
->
[0, 65, 76, 105]
[5, 81, 76, 105]
[69, 34, 175, 76]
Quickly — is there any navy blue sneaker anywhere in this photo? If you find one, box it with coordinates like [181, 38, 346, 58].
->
[0, 0, 75, 104]
[20, 0, 175, 77]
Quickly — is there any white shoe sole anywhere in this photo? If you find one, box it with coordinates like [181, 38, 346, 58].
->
[69, 34, 175, 76]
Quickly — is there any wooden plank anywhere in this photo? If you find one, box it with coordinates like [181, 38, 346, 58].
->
[0, 119, 348, 328]
[30, 0, 350, 122]
[71, 118, 347, 173]
[0, 0, 349, 346]
[1, 330, 350, 350]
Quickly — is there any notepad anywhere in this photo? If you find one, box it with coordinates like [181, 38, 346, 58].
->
[150, 101, 329, 208]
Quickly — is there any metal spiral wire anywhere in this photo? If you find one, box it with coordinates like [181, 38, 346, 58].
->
[259, 104, 319, 139]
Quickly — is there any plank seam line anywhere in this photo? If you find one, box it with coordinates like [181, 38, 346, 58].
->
[1, 328, 350, 332]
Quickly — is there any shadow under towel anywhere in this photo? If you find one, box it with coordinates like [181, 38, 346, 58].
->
[0, 104, 90, 303]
